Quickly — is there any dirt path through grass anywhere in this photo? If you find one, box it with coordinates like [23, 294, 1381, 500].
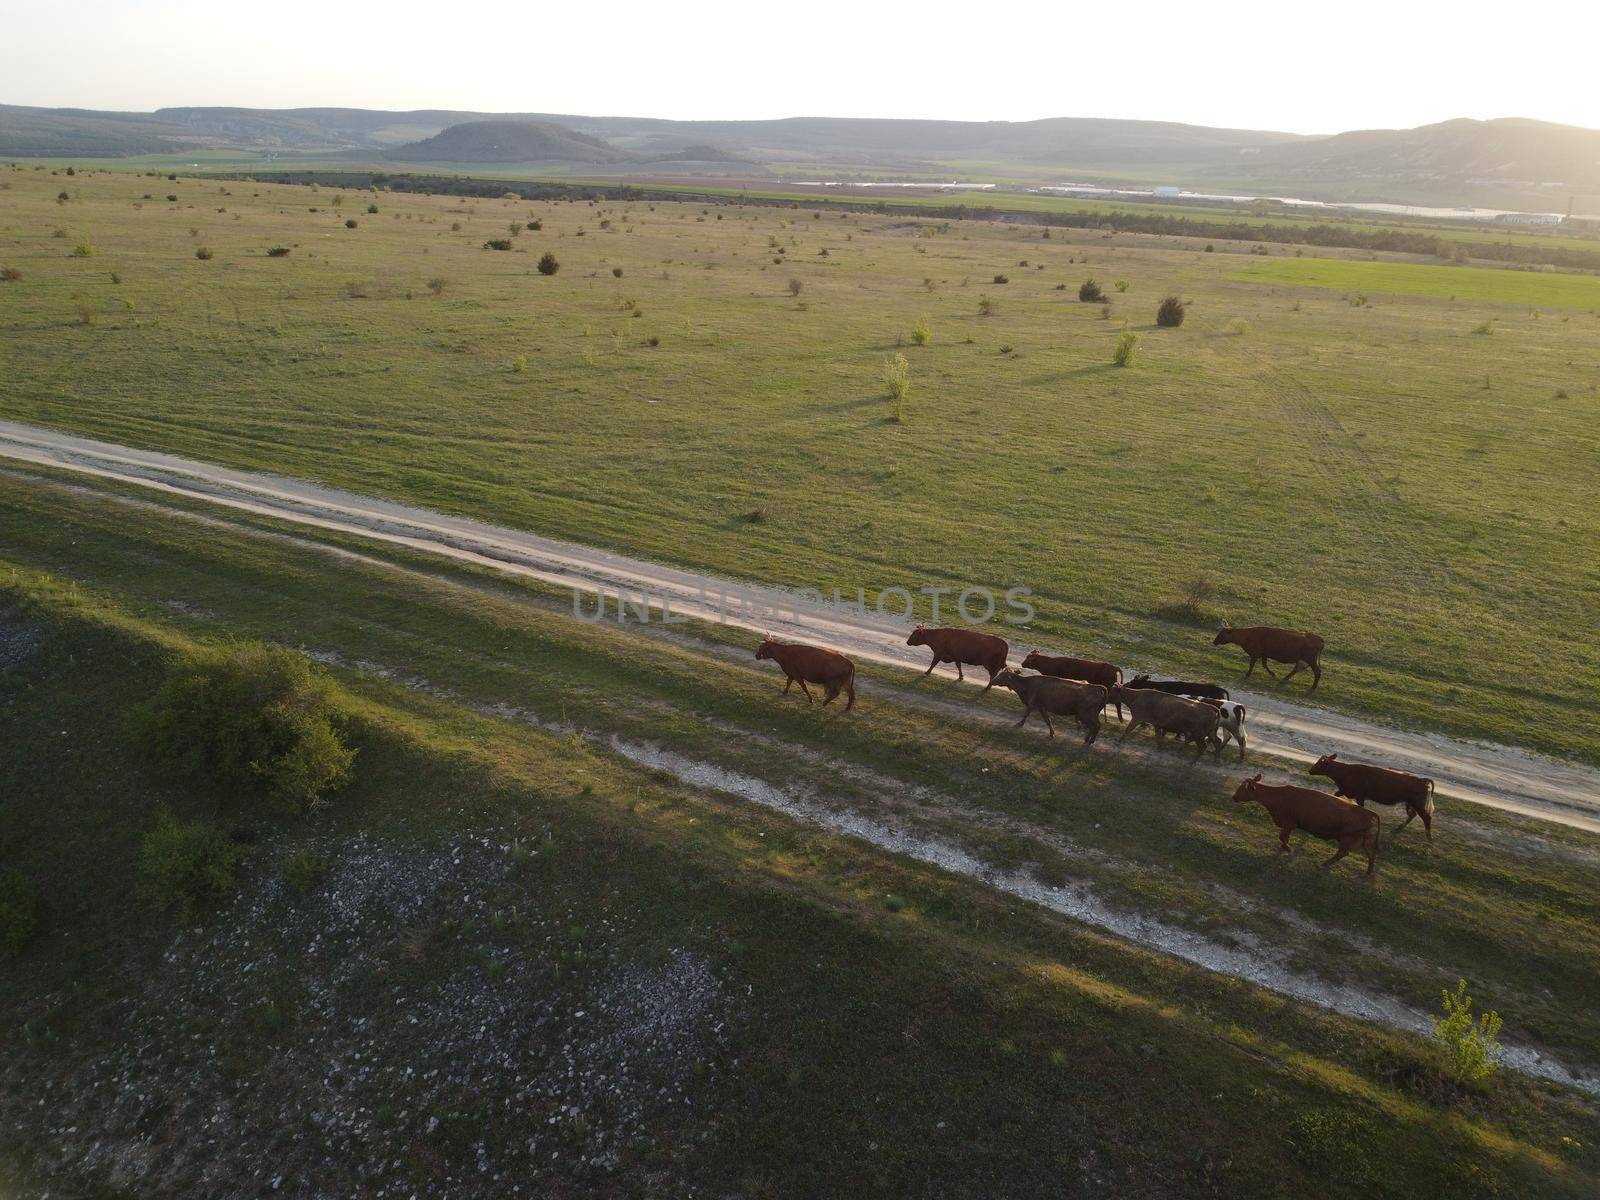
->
[3, 416, 1596, 833]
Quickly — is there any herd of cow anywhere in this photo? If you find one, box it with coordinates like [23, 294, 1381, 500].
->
[754, 622, 1436, 877]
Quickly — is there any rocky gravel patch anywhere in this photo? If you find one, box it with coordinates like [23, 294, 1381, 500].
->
[3, 833, 735, 1198]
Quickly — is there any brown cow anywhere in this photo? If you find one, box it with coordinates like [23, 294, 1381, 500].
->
[992, 669, 1107, 743]
[1213, 626, 1325, 689]
[1020, 650, 1125, 719]
[1233, 774, 1380, 875]
[1309, 753, 1436, 840]
[1115, 687, 1223, 759]
[907, 624, 1009, 693]
[755, 636, 856, 711]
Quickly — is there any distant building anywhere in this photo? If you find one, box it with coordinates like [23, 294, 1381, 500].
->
[1153, 186, 1181, 198]
[1494, 212, 1562, 226]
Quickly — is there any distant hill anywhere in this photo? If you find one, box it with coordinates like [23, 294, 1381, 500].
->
[1248, 117, 1600, 192]
[3, 104, 1598, 205]
[384, 119, 624, 164]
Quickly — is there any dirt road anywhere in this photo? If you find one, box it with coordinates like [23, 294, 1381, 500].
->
[3, 417, 1597, 833]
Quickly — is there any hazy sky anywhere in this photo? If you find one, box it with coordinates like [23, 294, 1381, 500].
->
[5, 0, 1596, 134]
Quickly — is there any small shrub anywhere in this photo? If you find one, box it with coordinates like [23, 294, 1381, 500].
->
[977, 294, 996, 317]
[1471, 321, 1493, 335]
[367, 203, 379, 214]
[537, 252, 560, 275]
[1204, 243, 1214, 252]
[266, 246, 291, 257]
[0, 266, 20, 282]
[883, 353, 911, 402]
[1225, 318, 1250, 336]
[135, 808, 247, 917]
[483, 239, 513, 251]
[1112, 331, 1139, 367]
[195, 246, 214, 260]
[0, 868, 39, 959]
[132, 642, 355, 816]
[1156, 295, 1187, 327]
[72, 239, 94, 257]
[427, 276, 446, 295]
[75, 306, 94, 326]
[1114, 279, 1130, 293]
[166, 194, 178, 202]
[992, 274, 1009, 285]
[512, 354, 527, 372]
[787, 277, 803, 297]
[451, 221, 462, 232]
[647, 335, 660, 347]
[612, 266, 623, 278]
[282, 848, 330, 895]
[57, 189, 70, 202]
[1078, 278, 1105, 303]
[528, 219, 542, 231]
[344, 219, 358, 229]
[1433, 979, 1503, 1086]
[909, 315, 931, 346]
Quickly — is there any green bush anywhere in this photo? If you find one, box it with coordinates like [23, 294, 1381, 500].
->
[136, 808, 247, 917]
[1078, 278, 1105, 303]
[537, 252, 560, 276]
[909, 315, 931, 346]
[1112, 332, 1140, 367]
[1156, 295, 1187, 327]
[483, 239, 513, 251]
[266, 246, 291, 257]
[344, 219, 358, 229]
[1433, 979, 1503, 1085]
[133, 643, 354, 815]
[195, 246, 214, 260]
[282, 848, 330, 896]
[0, 868, 39, 958]
[72, 239, 94, 257]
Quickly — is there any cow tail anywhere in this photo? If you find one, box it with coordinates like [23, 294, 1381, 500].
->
[844, 665, 857, 712]
[1425, 777, 1436, 814]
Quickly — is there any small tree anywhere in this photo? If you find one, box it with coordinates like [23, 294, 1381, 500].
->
[195, 246, 214, 260]
[1112, 332, 1140, 367]
[1156, 295, 1187, 327]
[1433, 979, 1503, 1086]
[787, 277, 803, 297]
[1079, 278, 1105, 303]
[883, 353, 911, 402]
[909, 315, 932, 346]
[344, 218, 358, 229]
[537, 252, 560, 276]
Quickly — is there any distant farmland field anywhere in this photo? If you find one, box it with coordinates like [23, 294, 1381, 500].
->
[1231, 256, 1600, 308]
[3, 167, 1599, 762]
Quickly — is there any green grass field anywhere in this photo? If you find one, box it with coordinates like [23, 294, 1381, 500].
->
[3, 465, 1598, 1196]
[3, 166, 1600, 769]
[1232, 257, 1600, 307]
